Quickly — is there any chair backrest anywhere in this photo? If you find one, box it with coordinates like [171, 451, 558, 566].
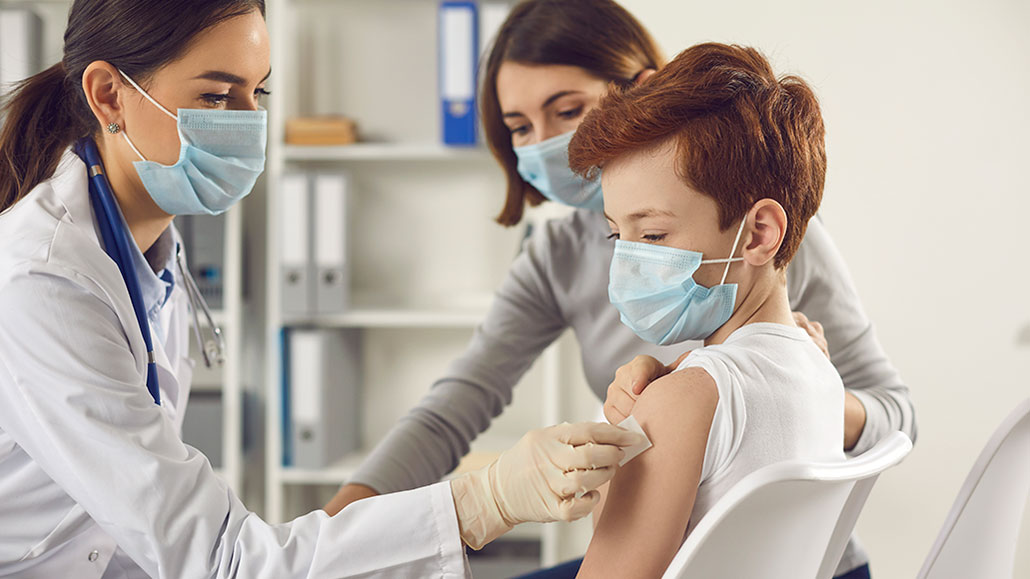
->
[917, 398, 1030, 579]
[661, 432, 913, 579]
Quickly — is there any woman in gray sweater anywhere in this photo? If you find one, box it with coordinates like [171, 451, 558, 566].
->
[328, 1, 915, 577]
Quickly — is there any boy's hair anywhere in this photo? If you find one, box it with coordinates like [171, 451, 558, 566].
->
[568, 43, 826, 268]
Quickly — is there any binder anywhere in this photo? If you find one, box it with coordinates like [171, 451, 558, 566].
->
[177, 215, 226, 310]
[439, 1, 478, 146]
[313, 173, 349, 314]
[0, 8, 43, 98]
[287, 329, 362, 469]
[478, 2, 510, 58]
[280, 173, 312, 316]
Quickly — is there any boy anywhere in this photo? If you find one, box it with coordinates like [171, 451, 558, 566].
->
[568, 42, 846, 578]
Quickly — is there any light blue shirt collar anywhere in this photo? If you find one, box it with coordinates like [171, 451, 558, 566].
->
[110, 206, 178, 339]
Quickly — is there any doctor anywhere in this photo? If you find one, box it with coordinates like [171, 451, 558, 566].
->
[0, 1, 643, 577]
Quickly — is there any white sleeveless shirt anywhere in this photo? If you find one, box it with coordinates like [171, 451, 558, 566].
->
[677, 322, 846, 536]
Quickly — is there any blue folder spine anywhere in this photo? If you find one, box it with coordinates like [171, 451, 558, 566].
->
[439, 1, 479, 146]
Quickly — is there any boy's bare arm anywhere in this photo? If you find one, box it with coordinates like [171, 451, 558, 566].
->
[578, 368, 718, 579]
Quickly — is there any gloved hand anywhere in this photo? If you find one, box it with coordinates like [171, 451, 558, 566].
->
[450, 421, 646, 549]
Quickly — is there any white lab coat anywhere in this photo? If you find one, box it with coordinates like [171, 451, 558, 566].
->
[0, 150, 469, 578]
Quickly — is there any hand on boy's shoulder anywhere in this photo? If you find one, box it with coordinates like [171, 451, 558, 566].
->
[793, 311, 830, 359]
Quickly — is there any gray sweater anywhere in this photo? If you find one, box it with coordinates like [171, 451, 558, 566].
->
[351, 209, 915, 573]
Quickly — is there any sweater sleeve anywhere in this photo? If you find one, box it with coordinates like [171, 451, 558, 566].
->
[349, 223, 569, 493]
[786, 217, 917, 455]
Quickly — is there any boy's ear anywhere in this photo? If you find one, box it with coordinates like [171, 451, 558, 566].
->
[742, 199, 787, 267]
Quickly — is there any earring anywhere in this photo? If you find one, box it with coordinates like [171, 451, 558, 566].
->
[106, 122, 121, 134]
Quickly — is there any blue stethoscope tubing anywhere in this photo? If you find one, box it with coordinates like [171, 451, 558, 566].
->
[75, 137, 161, 406]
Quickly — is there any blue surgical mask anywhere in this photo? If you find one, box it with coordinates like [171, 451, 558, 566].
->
[608, 219, 747, 345]
[118, 70, 267, 216]
[514, 130, 603, 211]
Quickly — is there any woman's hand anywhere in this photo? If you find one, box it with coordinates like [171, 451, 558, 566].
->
[323, 483, 379, 517]
[792, 311, 868, 449]
[793, 311, 830, 359]
[450, 422, 645, 549]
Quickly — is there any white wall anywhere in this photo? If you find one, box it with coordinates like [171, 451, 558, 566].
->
[616, 0, 1030, 575]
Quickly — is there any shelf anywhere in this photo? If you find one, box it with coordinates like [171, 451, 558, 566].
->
[209, 309, 229, 326]
[286, 307, 486, 329]
[281, 451, 370, 485]
[280, 437, 516, 485]
[283, 293, 493, 328]
[282, 143, 493, 162]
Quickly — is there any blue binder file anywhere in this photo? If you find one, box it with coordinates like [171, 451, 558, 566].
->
[280, 328, 292, 467]
[439, 1, 478, 146]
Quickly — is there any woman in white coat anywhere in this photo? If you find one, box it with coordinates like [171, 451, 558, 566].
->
[0, 1, 642, 577]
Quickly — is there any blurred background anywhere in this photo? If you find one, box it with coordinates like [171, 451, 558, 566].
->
[1, 0, 1027, 577]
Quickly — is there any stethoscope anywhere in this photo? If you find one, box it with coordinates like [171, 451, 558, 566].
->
[74, 137, 225, 405]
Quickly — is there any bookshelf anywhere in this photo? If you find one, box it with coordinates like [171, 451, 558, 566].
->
[263, 0, 580, 567]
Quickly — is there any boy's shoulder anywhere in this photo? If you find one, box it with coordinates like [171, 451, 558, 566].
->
[675, 323, 814, 368]
[675, 322, 841, 395]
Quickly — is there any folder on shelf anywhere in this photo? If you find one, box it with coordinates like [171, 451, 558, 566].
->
[280, 173, 312, 316]
[439, 1, 478, 146]
[478, 1, 510, 58]
[177, 215, 226, 310]
[0, 8, 43, 98]
[284, 329, 362, 469]
[313, 173, 350, 314]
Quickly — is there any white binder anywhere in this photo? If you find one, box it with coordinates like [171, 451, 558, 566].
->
[313, 173, 349, 314]
[280, 173, 312, 316]
[478, 2, 510, 58]
[0, 8, 43, 97]
[289, 329, 361, 469]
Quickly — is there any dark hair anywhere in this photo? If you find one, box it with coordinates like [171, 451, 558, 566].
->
[569, 43, 826, 268]
[0, 0, 265, 213]
[481, 0, 664, 226]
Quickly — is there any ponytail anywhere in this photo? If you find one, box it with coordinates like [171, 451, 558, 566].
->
[0, 62, 91, 213]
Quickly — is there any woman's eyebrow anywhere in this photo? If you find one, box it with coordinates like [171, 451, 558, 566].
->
[193, 68, 272, 85]
[540, 89, 581, 109]
[503, 90, 584, 118]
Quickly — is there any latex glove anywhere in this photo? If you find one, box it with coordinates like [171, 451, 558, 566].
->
[450, 421, 646, 549]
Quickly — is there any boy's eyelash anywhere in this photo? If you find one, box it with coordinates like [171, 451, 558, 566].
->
[558, 107, 583, 119]
[606, 232, 619, 240]
[642, 233, 667, 242]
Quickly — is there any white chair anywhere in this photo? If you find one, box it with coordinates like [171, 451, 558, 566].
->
[916, 398, 1030, 579]
[661, 431, 913, 579]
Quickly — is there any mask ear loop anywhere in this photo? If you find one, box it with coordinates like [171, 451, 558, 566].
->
[118, 70, 178, 120]
[117, 69, 183, 160]
[121, 132, 148, 162]
[719, 218, 748, 285]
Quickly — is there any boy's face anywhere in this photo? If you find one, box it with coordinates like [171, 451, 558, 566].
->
[601, 139, 745, 289]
